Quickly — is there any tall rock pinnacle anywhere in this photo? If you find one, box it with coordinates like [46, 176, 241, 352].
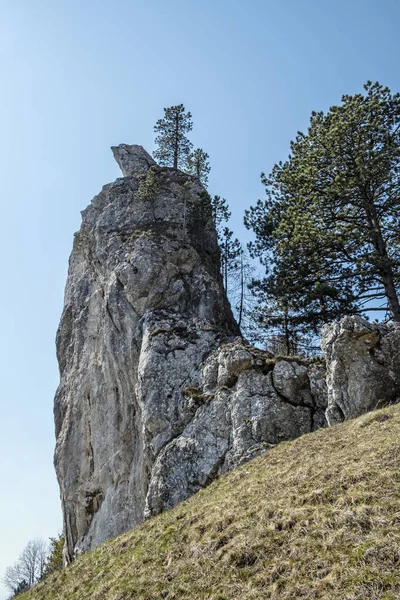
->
[55, 145, 332, 564]
[55, 146, 239, 561]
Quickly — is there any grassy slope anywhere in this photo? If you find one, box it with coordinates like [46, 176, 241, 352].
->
[23, 405, 400, 600]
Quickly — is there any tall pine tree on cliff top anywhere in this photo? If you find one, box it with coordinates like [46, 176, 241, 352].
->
[154, 104, 193, 169]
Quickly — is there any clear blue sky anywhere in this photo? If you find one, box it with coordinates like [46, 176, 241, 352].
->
[1, 0, 399, 596]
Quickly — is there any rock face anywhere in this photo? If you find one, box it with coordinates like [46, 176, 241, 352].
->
[321, 315, 400, 425]
[146, 342, 327, 517]
[54, 145, 327, 562]
[111, 144, 156, 176]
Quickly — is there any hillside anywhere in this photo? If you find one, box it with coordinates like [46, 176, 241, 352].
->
[23, 405, 400, 600]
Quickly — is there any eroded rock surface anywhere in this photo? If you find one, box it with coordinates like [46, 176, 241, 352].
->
[321, 315, 400, 425]
[55, 145, 239, 561]
[55, 145, 327, 562]
[110, 144, 156, 176]
[146, 342, 327, 517]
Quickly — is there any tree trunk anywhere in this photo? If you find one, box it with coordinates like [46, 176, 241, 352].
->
[182, 194, 187, 239]
[284, 310, 290, 355]
[224, 246, 228, 291]
[381, 271, 400, 321]
[319, 292, 328, 324]
[238, 250, 244, 328]
[362, 194, 400, 321]
[173, 116, 179, 169]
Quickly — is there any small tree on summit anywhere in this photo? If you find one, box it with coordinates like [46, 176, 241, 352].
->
[154, 104, 193, 169]
[186, 148, 211, 187]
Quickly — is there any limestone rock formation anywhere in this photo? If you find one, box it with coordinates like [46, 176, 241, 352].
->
[145, 342, 327, 517]
[111, 144, 156, 176]
[54, 145, 327, 562]
[321, 315, 400, 425]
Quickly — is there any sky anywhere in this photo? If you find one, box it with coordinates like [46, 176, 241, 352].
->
[1, 0, 400, 596]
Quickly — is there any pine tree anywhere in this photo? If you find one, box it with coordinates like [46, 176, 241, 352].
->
[245, 81, 400, 334]
[210, 195, 242, 304]
[220, 226, 241, 292]
[42, 535, 64, 579]
[188, 190, 212, 252]
[247, 280, 320, 355]
[228, 245, 256, 332]
[211, 195, 231, 229]
[154, 104, 193, 169]
[186, 148, 210, 187]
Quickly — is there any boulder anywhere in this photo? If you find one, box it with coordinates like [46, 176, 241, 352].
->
[321, 315, 400, 425]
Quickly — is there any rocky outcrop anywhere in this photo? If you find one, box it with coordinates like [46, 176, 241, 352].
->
[55, 145, 238, 561]
[145, 342, 327, 517]
[57, 145, 400, 563]
[111, 144, 156, 176]
[321, 315, 400, 425]
[55, 145, 328, 562]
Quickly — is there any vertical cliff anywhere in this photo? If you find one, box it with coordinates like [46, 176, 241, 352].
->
[55, 146, 239, 561]
[55, 146, 330, 562]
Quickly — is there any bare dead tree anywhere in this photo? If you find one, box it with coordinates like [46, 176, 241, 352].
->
[2, 539, 49, 596]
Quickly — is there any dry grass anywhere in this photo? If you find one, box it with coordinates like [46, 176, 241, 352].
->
[23, 405, 400, 600]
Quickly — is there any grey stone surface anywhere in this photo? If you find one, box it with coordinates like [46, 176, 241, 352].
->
[55, 149, 238, 562]
[321, 315, 400, 425]
[55, 146, 327, 563]
[111, 144, 156, 176]
[145, 343, 328, 518]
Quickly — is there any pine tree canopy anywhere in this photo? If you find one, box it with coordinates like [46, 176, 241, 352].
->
[153, 104, 193, 169]
[186, 148, 211, 187]
[245, 81, 400, 331]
